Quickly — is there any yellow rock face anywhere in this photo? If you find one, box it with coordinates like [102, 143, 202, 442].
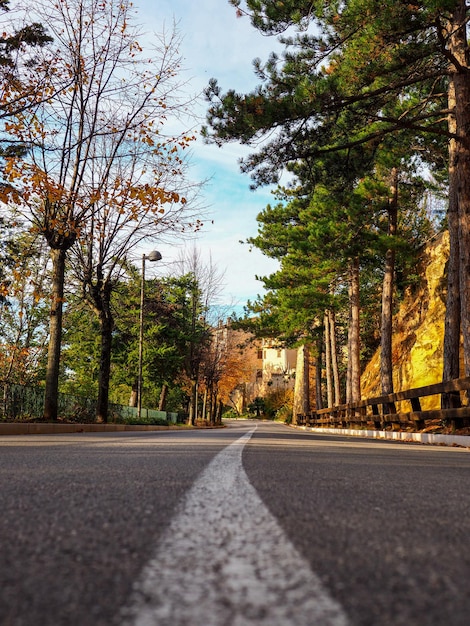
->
[361, 232, 449, 409]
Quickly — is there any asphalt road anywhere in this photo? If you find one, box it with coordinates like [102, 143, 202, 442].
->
[1, 420, 469, 625]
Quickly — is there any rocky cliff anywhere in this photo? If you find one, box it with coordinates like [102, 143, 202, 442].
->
[361, 231, 450, 408]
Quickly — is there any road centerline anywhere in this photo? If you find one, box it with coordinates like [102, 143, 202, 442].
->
[119, 426, 348, 626]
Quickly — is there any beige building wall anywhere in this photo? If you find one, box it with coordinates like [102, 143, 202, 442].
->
[215, 321, 298, 412]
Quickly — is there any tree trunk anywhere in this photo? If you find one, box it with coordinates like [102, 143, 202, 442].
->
[448, 1, 470, 376]
[201, 387, 208, 421]
[292, 343, 310, 423]
[328, 309, 341, 405]
[380, 167, 398, 396]
[442, 77, 462, 406]
[315, 334, 323, 410]
[346, 292, 352, 404]
[188, 379, 197, 425]
[129, 384, 138, 407]
[210, 390, 218, 425]
[158, 383, 168, 411]
[216, 399, 223, 424]
[324, 311, 333, 407]
[96, 308, 113, 423]
[43, 248, 66, 421]
[348, 257, 361, 403]
[241, 382, 247, 414]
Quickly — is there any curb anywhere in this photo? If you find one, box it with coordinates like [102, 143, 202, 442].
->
[0, 423, 217, 436]
[296, 425, 470, 448]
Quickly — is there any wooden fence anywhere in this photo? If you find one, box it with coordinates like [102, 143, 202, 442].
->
[297, 376, 470, 430]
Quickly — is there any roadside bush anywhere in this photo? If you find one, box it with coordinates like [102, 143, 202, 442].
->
[223, 408, 241, 419]
[117, 415, 168, 426]
[263, 389, 294, 421]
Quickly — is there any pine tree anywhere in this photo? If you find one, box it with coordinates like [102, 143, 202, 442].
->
[206, 0, 468, 380]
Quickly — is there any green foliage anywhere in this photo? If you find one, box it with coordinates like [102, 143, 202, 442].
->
[144, 274, 211, 384]
[248, 396, 266, 416]
[230, 0, 319, 33]
[59, 269, 213, 413]
[222, 408, 243, 419]
[61, 303, 101, 397]
[247, 389, 293, 421]
[116, 414, 168, 426]
[206, 1, 451, 189]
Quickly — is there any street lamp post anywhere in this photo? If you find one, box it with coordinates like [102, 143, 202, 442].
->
[138, 250, 162, 419]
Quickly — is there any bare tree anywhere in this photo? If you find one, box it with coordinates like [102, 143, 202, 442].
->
[3, 0, 201, 420]
[67, 30, 203, 423]
[175, 246, 225, 423]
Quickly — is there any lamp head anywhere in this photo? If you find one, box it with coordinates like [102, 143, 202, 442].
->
[146, 250, 162, 262]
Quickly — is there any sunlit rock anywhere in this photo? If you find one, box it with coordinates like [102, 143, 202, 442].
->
[361, 231, 450, 409]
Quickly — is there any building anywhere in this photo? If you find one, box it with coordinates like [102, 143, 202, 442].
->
[213, 320, 297, 413]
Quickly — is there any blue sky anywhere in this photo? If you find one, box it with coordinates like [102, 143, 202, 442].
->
[135, 0, 284, 309]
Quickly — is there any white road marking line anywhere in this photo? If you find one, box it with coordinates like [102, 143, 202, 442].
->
[120, 427, 348, 625]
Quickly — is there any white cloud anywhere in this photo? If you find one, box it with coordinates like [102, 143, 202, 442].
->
[134, 0, 283, 305]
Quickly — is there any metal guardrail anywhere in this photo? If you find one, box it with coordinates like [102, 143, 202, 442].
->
[297, 376, 470, 430]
